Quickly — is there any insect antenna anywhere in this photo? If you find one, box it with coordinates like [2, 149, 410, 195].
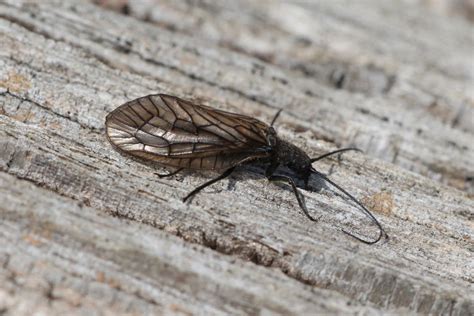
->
[310, 147, 362, 163]
[270, 109, 282, 126]
[310, 168, 388, 244]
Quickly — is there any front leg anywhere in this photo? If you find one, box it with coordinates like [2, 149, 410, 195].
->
[265, 162, 318, 222]
[267, 175, 318, 222]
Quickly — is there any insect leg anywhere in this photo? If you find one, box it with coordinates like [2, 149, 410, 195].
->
[182, 167, 236, 202]
[155, 168, 184, 178]
[267, 174, 319, 222]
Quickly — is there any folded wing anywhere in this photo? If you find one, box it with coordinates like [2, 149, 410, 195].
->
[105, 94, 271, 170]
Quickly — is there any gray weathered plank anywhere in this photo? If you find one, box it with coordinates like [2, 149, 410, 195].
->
[0, 0, 472, 315]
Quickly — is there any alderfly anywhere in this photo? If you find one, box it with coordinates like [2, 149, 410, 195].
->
[105, 94, 388, 244]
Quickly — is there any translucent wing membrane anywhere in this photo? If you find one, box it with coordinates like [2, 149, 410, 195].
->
[106, 94, 271, 170]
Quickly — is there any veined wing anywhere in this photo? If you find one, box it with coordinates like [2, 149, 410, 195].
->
[105, 94, 272, 170]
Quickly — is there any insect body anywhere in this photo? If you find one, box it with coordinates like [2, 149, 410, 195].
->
[106, 94, 388, 244]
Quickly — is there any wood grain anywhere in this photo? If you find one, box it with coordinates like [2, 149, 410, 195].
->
[0, 0, 472, 315]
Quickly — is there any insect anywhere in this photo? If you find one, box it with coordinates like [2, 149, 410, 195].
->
[105, 94, 388, 244]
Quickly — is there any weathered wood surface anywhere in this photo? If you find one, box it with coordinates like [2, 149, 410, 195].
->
[0, 0, 472, 315]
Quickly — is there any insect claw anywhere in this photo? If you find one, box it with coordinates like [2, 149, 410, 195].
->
[182, 192, 196, 203]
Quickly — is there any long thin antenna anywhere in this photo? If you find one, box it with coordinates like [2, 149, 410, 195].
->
[270, 109, 282, 126]
[310, 147, 362, 163]
[311, 168, 387, 244]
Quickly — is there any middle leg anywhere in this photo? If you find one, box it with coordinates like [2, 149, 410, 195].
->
[183, 167, 236, 202]
[265, 163, 318, 222]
